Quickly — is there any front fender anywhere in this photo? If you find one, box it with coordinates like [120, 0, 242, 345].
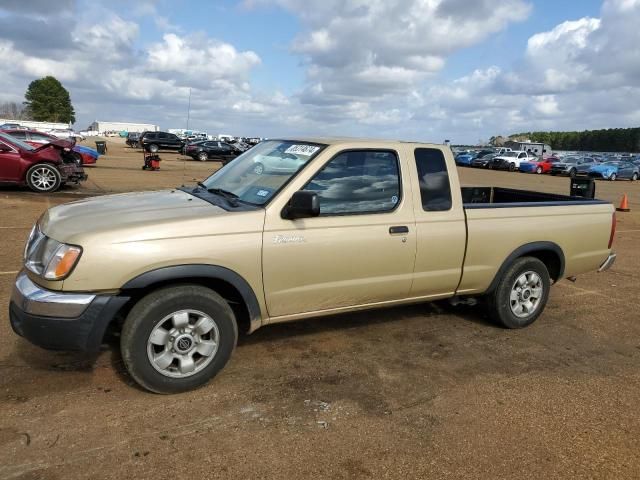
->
[121, 264, 263, 333]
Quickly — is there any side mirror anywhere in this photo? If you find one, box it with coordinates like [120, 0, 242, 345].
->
[282, 191, 320, 219]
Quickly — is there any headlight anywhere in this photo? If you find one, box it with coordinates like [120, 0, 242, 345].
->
[24, 229, 82, 280]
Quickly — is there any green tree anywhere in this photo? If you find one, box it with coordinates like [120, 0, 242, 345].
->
[24, 76, 75, 123]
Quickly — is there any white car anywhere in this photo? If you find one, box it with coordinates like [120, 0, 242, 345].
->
[252, 150, 307, 175]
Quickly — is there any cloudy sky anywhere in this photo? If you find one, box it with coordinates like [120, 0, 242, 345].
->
[0, 0, 638, 142]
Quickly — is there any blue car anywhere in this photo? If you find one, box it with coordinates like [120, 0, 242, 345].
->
[455, 152, 477, 166]
[588, 161, 639, 181]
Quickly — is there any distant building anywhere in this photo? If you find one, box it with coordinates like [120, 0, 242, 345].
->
[504, 140, 553, 158]
[0, 118, 70, 131]
[88, 121, 159, 133]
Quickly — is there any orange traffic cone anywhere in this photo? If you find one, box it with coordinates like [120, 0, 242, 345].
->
[616, 194, 630, 212]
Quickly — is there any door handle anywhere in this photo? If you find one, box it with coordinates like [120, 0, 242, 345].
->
[389, 226, 409, 235]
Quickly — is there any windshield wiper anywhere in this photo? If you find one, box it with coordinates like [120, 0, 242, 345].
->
[206, 187, 241, 207]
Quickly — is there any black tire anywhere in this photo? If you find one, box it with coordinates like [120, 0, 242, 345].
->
[486, 257, 551, 329]
[569, 168, 577, 178]
[25, 163, 62, 193]
[536, 166, 543, 174]
[631, 173, 638, 182]
[198, 151, 208, 162]
[121, 285, 238, 394]
[509, 162, 516, 172]
[148, 144, 159, 153]
[609, 173, 617, 181]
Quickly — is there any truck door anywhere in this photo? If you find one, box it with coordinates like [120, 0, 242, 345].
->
[409, 148, 466, 298]
[262, 149, 416, 318]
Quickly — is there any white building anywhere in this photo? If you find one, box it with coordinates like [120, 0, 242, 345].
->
[88, 121, 159, 133]
[0, 118, 70, 131]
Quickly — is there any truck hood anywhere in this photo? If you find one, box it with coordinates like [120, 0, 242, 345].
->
[40, 189, 244, 242]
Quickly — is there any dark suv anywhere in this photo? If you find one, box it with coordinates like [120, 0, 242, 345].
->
[126, 132, 141, 148]
[139, 131, 184, 153]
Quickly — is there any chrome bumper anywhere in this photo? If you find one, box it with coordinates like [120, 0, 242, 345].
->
[598, 253, 617, 272]
[10, 271, 95, 318]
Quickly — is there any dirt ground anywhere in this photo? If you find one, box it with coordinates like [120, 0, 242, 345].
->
[1, 138, 639, 479]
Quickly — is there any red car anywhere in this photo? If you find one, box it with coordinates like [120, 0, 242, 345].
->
[517, 156, 560, 174]
[1, 129, 97, 165]
[0, 132, 87, 193]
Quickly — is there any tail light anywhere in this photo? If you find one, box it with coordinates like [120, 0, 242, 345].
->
[608, 212, 616, 249]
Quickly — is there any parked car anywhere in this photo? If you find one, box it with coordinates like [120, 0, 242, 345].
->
[490, 151, 537, 171]
[139, 131, 185, 153]
[471, 153, 498, 168]
[455, 151, 478, 166]
[9, 138, 617, 393]
[126, 132, 141, 148]
[588, 161, 639, 181]
[0, 123, 24, 130]
[2, 129, 98, 165]
[0, 132, 86, 192]
[184, 141, 240, 164]
[46, 129, 84, 141]
[252, 147, 307, 174]
[518, 157, 560, 174]
[550, 156, 597, 177]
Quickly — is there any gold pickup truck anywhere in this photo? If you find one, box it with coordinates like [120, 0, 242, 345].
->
[10, 138, 617, 393]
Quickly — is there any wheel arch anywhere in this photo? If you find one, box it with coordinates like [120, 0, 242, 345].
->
[119, 265, 263, 335]
[486, 242, 565, 294]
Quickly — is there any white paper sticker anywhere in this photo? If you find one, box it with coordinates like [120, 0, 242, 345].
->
[284, 144, 320, 156]
[256, 189, 270, 197]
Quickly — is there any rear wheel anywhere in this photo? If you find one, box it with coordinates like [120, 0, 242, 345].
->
[148, 144, 159, 153]
[509, 163, 516, 172]
[26, 164, 62, 193]
[486, 257, 551, 329]
[610, 173, 617, 181]
[121, 285, 238, 394]
[536, 166, 543, 174]
[631, 173, 638, 181]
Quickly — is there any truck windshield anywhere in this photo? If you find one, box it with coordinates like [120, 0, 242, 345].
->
[200, 140, 324, 205]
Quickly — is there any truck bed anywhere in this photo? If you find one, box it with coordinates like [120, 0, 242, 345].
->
[461, 187, 608, 208]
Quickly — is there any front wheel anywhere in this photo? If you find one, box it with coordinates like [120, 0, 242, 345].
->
[486, 257, 551, 329]
[609, 173, 617, 181]
[26, 164, 62, 193]
[569, 168, 577, 178]
[120, 285, 238, 394]
[148, 144, 159, 153]
[536, 166, 543, 174]
[509, 163, 516, 172]
[631, 173, 638, 182]
[198, 151, 208, 162]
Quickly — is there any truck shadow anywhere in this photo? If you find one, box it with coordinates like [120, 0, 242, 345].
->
[238, 301, 499, 347]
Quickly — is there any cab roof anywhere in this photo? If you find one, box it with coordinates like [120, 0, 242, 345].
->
[272, 137, 449, 149]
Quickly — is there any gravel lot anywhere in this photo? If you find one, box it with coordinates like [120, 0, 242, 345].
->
[1, 139, 639, 479]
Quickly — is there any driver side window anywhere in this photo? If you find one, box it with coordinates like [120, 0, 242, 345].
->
[305, 150, 401, 216]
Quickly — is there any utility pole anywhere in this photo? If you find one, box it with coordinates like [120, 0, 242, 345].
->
[186, 88, 192, 131]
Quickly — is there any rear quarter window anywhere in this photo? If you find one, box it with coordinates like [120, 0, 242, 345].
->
[414, 148, 452, 212]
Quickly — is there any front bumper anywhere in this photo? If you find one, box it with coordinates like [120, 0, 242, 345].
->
[9, 272, 129, 351]
[598, 253, 617, 272]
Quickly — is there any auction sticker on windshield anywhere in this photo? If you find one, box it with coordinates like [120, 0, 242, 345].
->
[284, 144, 320, 156]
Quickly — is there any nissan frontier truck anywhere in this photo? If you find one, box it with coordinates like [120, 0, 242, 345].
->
[10, 138, 617, 393]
